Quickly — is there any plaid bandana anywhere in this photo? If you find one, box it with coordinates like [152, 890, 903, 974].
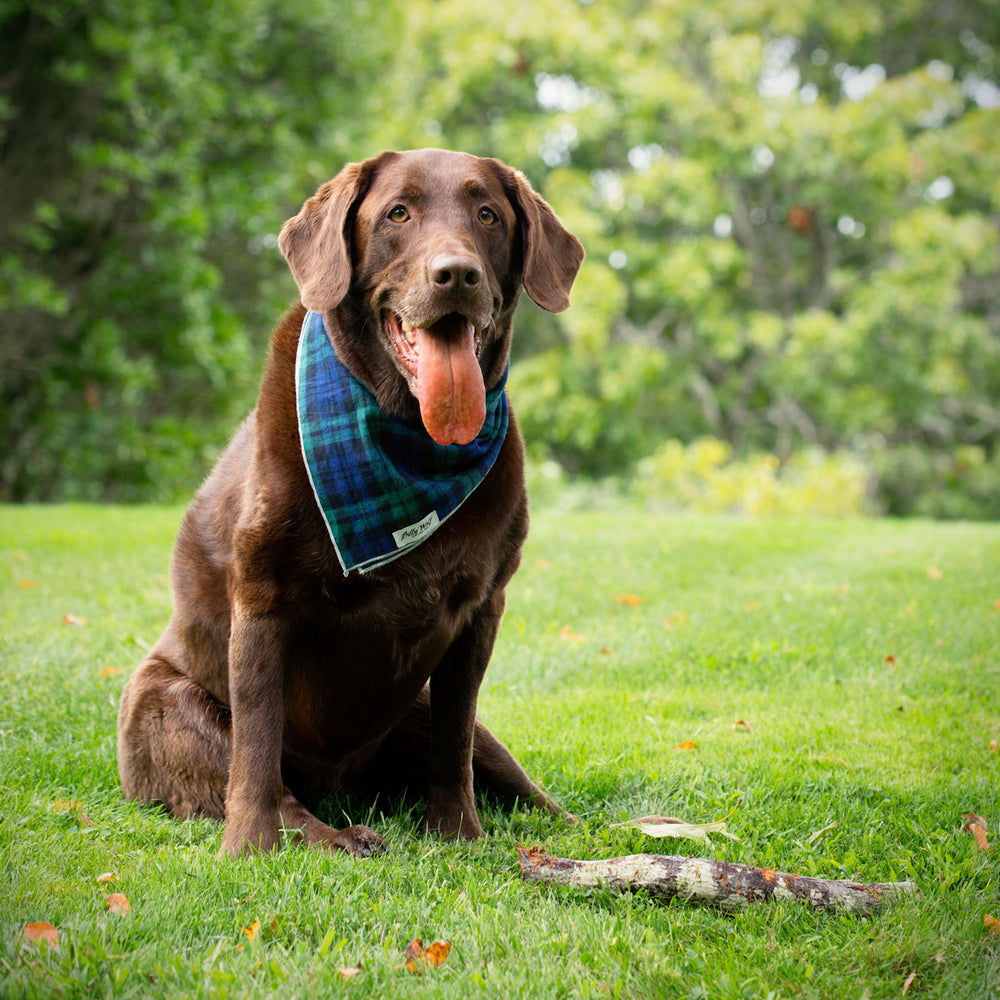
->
[296, 310, 509, 575]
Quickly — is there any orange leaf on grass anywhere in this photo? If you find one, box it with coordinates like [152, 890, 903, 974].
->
[902, 971, 917, 996]
[404, 938, 451, 974]
[615, 594, 642, 607]
[336, 964, 363, 978]
[243, 919, 261, 943]
[20, 923, 59, 947]
[984, 914, 1000, 936]
[989, 739, 998, 753]
[19, 579, 37, 589]
[51, 799, 84, 813]
[107, 893, 130, 916]
[962, 813, 992, 852]
[63, 613, 87, 626]
[559, 625, 587, 643]
[732, 719, 753, 732]
[675, 741, 697, 750]
[99, 666, 123, 678]
[96, 872, 116, 884]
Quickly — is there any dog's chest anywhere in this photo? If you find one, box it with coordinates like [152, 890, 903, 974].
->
[281, 568, 482, 753]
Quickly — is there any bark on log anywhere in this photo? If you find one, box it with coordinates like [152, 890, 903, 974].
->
[517, 846, 919, 914]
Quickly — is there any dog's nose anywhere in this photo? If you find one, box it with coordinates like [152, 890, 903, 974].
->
[430, 253, 482, 291]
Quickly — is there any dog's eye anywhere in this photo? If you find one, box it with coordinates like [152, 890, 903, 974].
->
[388, 205, 410, 223]
[477, 207, 498, 226]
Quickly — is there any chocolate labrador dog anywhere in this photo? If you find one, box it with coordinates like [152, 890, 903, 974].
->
[117, 148, 584, 857]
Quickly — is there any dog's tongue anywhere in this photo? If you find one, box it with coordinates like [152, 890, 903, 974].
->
[415, 315, 485, 446]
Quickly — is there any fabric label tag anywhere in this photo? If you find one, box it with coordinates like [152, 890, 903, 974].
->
[392, 510, 440, 549]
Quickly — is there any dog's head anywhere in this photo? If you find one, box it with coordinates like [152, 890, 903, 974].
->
[279, 148, 584, 446]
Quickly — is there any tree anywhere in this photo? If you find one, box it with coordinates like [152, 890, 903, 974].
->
[0, 0, 394, 500]
[369, 0, 1000, 513]
[4, 0, 999, 515]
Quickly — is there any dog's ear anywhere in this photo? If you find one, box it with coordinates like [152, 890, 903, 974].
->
[278, 158, 380, 312]
[497, 166, 585, 313]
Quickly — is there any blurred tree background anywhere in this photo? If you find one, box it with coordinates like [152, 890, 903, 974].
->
[2, 0, 998, 516]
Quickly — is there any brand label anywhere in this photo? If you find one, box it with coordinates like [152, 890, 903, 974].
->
[392, 509, 440, 549]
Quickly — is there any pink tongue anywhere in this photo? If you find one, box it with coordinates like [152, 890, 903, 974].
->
[415, 317, 486, 446]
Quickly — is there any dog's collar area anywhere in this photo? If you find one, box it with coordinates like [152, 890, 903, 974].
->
[296, 311, 508, 575]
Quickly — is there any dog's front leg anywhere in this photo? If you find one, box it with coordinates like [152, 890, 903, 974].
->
[221, 599, 288, 856]
[424, 599, 504, 840]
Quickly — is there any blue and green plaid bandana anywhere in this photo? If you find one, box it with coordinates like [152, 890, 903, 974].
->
[296, 310, 509, 575]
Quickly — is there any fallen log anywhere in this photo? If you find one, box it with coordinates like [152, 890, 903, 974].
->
[517, 846, 919, 914]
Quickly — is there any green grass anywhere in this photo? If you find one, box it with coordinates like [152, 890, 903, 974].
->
[1, 503, 998, 999]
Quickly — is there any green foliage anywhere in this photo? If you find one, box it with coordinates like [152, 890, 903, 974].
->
[635, 437, 871, 516]
[2, 0, 998, 510]
[0, 0, 391, 500]
[2, 505, 999, 996]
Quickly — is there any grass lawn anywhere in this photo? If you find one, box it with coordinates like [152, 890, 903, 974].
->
[1, 502, 998, 998]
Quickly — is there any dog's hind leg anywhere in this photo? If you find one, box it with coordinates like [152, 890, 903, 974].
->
[470, 718, 565, 817]
[117, 651, 385, 855]
[117, 653, 232, 821]
[364, 685, 565, 818]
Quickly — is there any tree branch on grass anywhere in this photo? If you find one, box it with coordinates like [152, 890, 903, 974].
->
[517, 846, 920, 914]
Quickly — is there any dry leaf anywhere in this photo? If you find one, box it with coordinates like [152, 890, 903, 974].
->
[96, 872, 116, 883]
[962, 813, 992, 852]
[615, 594, 642, 607]
[63, 613, 87, 626]
[989, 739, 998, 753]
[107, 893, 130, 916]
[732, 719, 753, 732]
[51, 799, 85, 813]
[902, 971, 916, 995]
[99, 666, 123, 678]
[675, 740, 697, 750]
[612, 814, 739, 843]
[984, 914, 1000, 936]
[19, 579, 37, 589]
[336, 964, 363, 978]
[600, 647, 613, 655]
[423, 940, 451, 968]
[559, 625, 587, 643]
[404, 938, 451, 974]
[20, 922, 59, 948]
[243, 919, 261, 943]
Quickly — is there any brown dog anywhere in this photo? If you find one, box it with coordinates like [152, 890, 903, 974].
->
[117, 148, 584, 857]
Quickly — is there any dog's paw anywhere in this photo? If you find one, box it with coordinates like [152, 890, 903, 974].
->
[325, 824, 386, 858]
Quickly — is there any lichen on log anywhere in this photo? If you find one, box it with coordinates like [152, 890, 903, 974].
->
[517, 846, 919, 914]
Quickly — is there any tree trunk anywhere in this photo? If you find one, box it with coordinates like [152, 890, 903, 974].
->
[517, 846, 919, 915]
